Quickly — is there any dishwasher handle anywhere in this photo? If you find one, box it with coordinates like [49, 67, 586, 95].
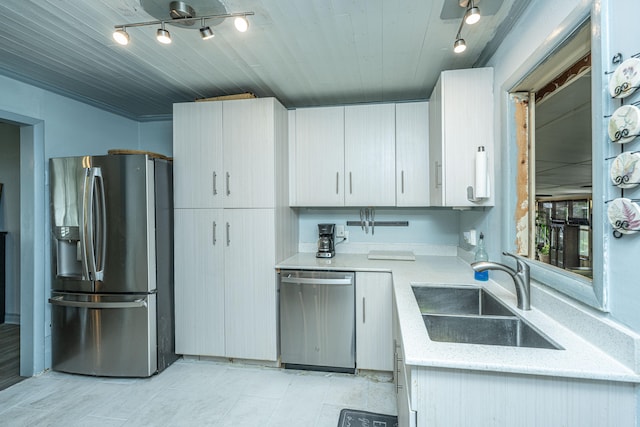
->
[280, 275, 353, 286]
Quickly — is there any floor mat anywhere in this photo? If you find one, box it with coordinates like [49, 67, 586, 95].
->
[337, 409, 398, 427]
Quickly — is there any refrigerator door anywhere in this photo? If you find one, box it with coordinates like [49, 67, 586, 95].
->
[50, 291, 157, 377]
[50, 155, 156, 293]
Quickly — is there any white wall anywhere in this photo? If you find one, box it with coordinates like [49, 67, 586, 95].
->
[0, 123, 20, 323]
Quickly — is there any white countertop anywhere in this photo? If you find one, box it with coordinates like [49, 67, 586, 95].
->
[276, 253, 640, 383]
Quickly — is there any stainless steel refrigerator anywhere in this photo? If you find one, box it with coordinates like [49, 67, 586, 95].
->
[49, 154, 177, 377]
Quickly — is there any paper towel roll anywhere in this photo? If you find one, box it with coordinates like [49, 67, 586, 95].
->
[475, 146, 488, 198]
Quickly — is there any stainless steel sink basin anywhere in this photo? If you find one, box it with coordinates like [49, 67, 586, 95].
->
[412, 285, 562, 350]
[412, 285, 513, 316]
[422, 314, 562, 349]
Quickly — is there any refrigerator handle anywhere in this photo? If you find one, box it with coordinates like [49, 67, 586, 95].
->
[82, 167, 106, 282]
[49, 296, 147, 309]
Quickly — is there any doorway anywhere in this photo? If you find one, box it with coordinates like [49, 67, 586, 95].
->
[0, 122, 22, 389]
[0, 112, 47, 379]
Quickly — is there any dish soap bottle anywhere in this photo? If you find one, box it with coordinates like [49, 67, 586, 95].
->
[474, 232, 489, 281]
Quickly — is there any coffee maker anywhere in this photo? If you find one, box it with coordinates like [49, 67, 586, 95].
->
[316, 223, 336, 258]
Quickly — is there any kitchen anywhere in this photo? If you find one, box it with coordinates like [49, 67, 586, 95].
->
[1, 0, 640, 426]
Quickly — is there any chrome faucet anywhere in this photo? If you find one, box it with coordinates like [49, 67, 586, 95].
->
[471, 252, 531, 310]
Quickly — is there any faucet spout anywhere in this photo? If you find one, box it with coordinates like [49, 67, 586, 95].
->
[471, 252, 531, 310]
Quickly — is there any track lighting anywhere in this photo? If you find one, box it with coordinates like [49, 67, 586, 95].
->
[465, 0, 481, 25]
[453, 37, 467, 53]
[113, 10, 253, 46]
[234, 16, 249, 33]
[156, 23, 172, 44]
[113, 28, 130, 46]
[453, 0, 482, 53]
[199, 19, 214, 40]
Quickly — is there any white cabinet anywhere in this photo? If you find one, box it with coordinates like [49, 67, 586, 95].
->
[393, 293, 417, 427]
[173, 98, 280, 209]
[396, 102, 430, 206]
[356, 272, 393, 371]
[290, 106, 345, 206]
[174, 209, 225, 356]
[290, 102, 431, 207]
[173, 102, 223, 209]
[173, 98, 297, 362]
[429, 68, 494, 207]
[344, 104, 396, 206]
[224, 209, 277, 360]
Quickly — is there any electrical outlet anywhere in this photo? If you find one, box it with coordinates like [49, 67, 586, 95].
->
[336, 225, 346, 238]
[469, 229, 477, 246]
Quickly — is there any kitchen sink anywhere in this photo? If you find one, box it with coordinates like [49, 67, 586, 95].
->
[412, 285, 562, 350]
[412, 285, 513, 316]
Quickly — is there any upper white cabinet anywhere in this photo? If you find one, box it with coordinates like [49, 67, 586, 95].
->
[174, 98, 281, 209]
[344, 104, 396, 206]
[396, 102, 430, 207]
[429, 68, 494, 207]
[173, 102, 223, 209]
[290, 106, 345, 206]
[291, 102, 429, 207]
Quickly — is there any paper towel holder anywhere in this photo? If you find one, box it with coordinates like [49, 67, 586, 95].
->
[468, 145, 489, 203]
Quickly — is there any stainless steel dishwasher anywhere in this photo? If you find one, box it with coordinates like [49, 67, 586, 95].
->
[279, 270, 355, 373]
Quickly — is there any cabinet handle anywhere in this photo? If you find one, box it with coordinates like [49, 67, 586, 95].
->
[401, 170, 405, 194]
[226, 222, 230, 246]
[362, 297, 366, 323]
[336, 172, 339, 195]
[213, 171, 218, 195]
[212, 221, 217, 245]
[349, 172, 353, 194]
[226, 172, 231, 196]
[435, 161, 442, 189]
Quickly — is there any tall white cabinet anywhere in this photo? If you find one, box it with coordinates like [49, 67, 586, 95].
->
[429, 68, 494, 207]
[173, 98, 297, 362]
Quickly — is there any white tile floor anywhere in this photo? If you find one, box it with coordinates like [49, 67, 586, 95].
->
[0, 359, 397, 426]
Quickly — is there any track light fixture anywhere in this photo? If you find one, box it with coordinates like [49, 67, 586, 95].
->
[113, 28, 130, 45]
[199, 18, 214, 40]
[465, 0, 481, 25]
[453, 0, 481, 53]
[113, 11, 254, 46]
[156, 22, 172, 44]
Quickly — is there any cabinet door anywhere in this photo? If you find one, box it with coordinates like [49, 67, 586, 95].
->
[356, 272, 393, 371]
[223, 98, 276, 208]
[174, 209, 225, 356]
[430, 68, 494, 207]
[290, 106, 345, 206]
[396, 102, 430, 206]
[345, 104, 396, 206]
[173, 102, 223, 209]
[224, 209, 277, 360]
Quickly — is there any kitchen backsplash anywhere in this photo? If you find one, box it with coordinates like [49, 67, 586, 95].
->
[297, 208, 460, 254]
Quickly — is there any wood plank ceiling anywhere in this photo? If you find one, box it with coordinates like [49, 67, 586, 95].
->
[0, 0, 521, 120]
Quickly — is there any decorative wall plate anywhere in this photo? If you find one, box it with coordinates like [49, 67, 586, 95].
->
[607, 198, 640, 234]
[610, 152, 640, 188]
[608, 104, 640, 143]
[609, 57, 640, 98]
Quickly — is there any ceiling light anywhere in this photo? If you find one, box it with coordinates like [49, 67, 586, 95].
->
[157, 23, 172, 44]
[113, 9, 253, 46]
[113, 28, 130, 46]
[234, 16, 249, 32]
[200, 19, 215, 40]
[453, 38, 467, 53]
[465, 5, 481, 25]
